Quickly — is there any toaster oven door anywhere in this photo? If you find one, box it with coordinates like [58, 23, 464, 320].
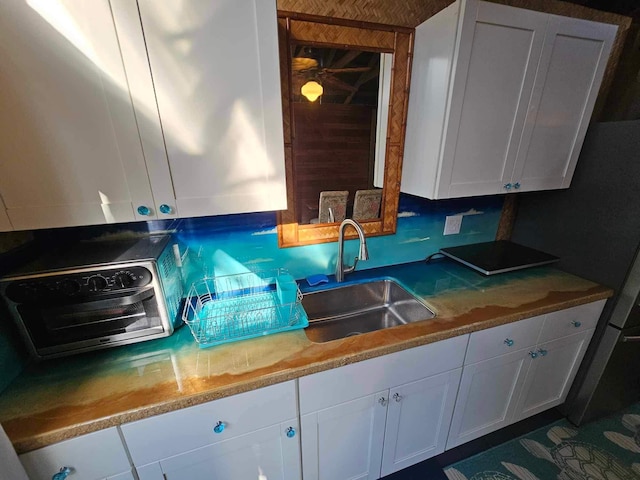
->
[16, 286, 168, 357]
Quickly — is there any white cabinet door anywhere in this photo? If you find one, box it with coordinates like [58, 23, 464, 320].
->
[402, 0, 548, 199]
[301, 392, 388, 480]
[0, 0, 157, 230]
[513, 330, 592, 422]
[438, 1, 548, 198]
[19, 427, 132, 480]
[446, 349, 530, 449]
[136, 420, 300, 480]
[130, 0, 287, 218]
[381, 369, 462, 477]
[512, 16, 617, 192]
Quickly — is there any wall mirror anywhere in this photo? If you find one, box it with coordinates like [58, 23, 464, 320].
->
[277, 14, 413, 247]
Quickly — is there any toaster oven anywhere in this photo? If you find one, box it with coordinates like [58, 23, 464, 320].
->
[0, 235, 183, 359]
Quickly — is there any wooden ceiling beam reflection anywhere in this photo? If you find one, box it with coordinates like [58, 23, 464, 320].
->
[325, 49, 337, 67]
[344, 55, 380, 104]
[322, 75, 358, 92]
[331, 50, 362, 69]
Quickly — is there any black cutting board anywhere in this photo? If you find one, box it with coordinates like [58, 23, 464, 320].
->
[439, 241, 559, 275]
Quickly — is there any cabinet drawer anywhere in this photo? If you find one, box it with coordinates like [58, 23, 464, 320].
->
[19, 427, 131, 480]
[465, 315, 545, 365]
[538, 300, 605, 343]
[299, 335, 468, 414]
[121, 380, 296, 466]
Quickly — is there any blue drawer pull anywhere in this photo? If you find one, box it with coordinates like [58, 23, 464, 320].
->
[529, 351, 538, 359]
[504, 338, 514, 347]
[213, 421, 225, 434]
[137, 205, 151, 216]
[159, 204, 172, 214]
[52, 467, 72, 480]
[571, 320, 582, 328]
[286, 427, 296, 438]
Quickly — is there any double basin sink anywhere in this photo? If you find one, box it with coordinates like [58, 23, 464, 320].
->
[302, 279, 436, 343]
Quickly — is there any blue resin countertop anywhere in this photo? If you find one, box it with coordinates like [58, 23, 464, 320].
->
[0, 259, 612, 453]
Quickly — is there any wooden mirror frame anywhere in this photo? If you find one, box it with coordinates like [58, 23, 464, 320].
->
[276, 13, 414, 247]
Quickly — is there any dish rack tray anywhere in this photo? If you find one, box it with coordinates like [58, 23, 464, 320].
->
[182, 269, 308, 348]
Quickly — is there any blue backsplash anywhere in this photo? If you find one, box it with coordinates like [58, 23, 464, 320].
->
[0, 193, 503, 391]
[177, 194, 504, 284]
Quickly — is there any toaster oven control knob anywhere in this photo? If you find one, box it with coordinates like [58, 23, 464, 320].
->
[87, 275, 108, 292]
[114, 272, 135, 288]
[58, 279, 81, 295]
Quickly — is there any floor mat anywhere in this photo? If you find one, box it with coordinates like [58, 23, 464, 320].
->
[444, 403, 640, 480]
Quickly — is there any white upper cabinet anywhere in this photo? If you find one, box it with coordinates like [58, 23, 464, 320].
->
[402, 0, 617, 200]
[0, 0, 157, 231]
[0, 0, 286, 232]
[113, 0, 287, 219]
[512, 15, 617, 192]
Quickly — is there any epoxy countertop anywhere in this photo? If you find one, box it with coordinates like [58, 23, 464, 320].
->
[0, 260, 612, 453]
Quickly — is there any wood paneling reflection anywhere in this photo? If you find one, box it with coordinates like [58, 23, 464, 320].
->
[293, 103, 375, 224]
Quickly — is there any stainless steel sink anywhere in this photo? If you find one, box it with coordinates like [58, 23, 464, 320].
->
[303, 279, 436, 343]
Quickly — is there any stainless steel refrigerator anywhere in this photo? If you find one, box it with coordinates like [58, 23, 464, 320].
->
[511, 119, 640, 425]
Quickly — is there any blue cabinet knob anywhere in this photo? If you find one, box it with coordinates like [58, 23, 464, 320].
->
[537, 348, 548, 357]
[503, 183, 512, 191]
[513, 182, 521, 189]
[213, 421, 225, 434]
[504, 338, 514, 347]
[137, 205, 151, 216]
[529, 351, 538, 359]
[52, 467, 72, 480]
[286, 427, 296, 438]
[571, 320, 582, 328]
[159, 204, 172, 215]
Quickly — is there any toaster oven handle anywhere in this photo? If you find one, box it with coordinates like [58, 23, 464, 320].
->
[49, 287, 156, 314]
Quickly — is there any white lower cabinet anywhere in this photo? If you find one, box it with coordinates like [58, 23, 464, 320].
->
[19, 427, 134, 480]
[513, 330, 591, 422]
[381, 369, 462, 476]
[446, 348, 531, 448]
[14, 300, 608, 480]
[301, 392, 387, 480]
[299, 335, 468, 480]
[447, 300, 605, 449]
[135, 421, 300, 480]
[121, 381, 300, 480]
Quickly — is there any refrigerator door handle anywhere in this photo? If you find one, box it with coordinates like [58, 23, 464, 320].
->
[620, 335, 640, 343]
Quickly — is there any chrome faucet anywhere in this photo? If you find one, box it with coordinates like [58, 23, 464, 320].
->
[336, 219, 369, 282]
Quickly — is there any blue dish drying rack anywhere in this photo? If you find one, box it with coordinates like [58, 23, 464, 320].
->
[182, 269, 308, 348]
